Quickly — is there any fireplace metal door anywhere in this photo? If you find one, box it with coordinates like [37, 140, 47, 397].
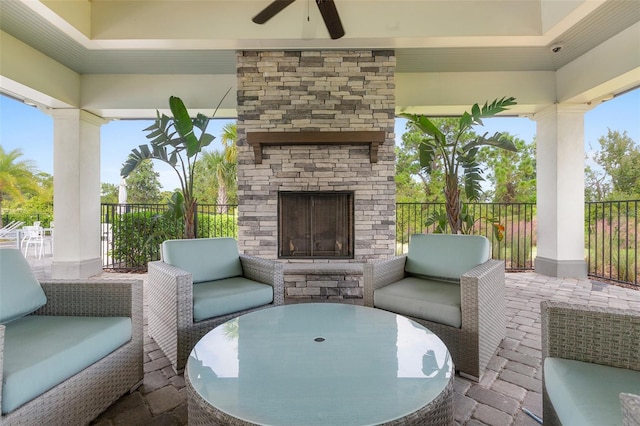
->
[278, 191, 354, 259]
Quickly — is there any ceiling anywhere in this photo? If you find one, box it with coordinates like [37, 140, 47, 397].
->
[1, 0, 638, 76]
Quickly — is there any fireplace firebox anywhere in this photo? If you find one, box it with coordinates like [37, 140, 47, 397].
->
[278, 191, 354, 259]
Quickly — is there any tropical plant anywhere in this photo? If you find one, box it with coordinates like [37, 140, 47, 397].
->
[399, 97, 517, 234]
[217, 122, 238, 207]
[0, 146, 40, 227]
[121, 90, 230, 238]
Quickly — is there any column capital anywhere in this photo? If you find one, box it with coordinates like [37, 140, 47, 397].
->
[532, 103, 593, 121]
[50, 108, 108, 126]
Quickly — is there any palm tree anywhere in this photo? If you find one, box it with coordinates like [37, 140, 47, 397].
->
[216, 123, 237, 210]
[0, 146, 39, 227]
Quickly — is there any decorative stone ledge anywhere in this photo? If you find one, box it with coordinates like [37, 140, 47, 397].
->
[246, 131, 385, 164]
[283, 263, 364, 300]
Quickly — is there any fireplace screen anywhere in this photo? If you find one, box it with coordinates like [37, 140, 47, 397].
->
[278, 191, 354, 259]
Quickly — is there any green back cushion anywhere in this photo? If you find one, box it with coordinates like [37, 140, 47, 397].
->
[374, 277, 462, 328]
[405, 234, 490, 280]
[0, 248, 47, 324]
[162, 238, 243, 283]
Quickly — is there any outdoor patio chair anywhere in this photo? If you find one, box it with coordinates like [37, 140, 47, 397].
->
[541, 301, 640, 426]
[0, 221, 24, 244]
[0, 248, 143, 425]
[364, 233, 506, 381]
[148, 237, 285, 373]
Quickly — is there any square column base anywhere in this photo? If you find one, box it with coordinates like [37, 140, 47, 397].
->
[535, 256, 587, 279]
[52, 258, 103, 279]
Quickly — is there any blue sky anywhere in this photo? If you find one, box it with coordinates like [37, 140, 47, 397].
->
[1, 89, 639, 191]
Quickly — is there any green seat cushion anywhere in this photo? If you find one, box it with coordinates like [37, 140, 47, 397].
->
[162, 238, 243, 283]
[0, 248, 47, 324]
[2, 315, 132, 414]
[544, 357, 640, 426]
[192, 277, 274, 321]
[405, 234, 490, 281]
[374, 277, 461, 328]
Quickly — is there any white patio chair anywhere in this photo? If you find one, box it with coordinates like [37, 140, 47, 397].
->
[23, 226, 45, 258]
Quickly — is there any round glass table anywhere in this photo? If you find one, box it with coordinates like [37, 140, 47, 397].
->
[185, 303, 454, 425]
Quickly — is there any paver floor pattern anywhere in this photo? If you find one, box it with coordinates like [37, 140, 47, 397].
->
[22, 255, 640, 425]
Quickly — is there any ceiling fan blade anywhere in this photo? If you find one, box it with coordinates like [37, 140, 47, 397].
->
[252, 0, 297, 24]
[316, 0, 345, 39]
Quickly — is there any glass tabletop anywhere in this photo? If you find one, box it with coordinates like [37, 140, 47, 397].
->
[187, 303, 453, 425]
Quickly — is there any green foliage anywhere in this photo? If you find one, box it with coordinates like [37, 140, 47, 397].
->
[108, 208, 238, 270]
[587, 129, 640, 200]
[196, 212, 238, 239]
[110, 211, 182, 269]
[126, 159, 163, 203]
[395, 119, 452, 202]
[0, 146, 40, 226]
[399, 97, 517, 234]
[477, 134, 537, 203]
[101, 183, 119, 203]
[192, 156, 219, 203]
[121, 90, 231, 238]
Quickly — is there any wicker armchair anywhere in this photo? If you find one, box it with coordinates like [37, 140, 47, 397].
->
[541, 302, 640, 426]
[148, 238, 285, 373]
[364, 234, 506, 381]
[0, 251, 143, 425]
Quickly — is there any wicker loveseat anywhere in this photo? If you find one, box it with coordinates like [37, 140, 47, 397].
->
[541, 301, 640, 426]
[0, 248, 143, 425]
[148, 237, 285, 373]
[364, 233, 506, 381]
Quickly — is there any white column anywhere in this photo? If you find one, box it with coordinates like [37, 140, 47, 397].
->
[534, 104, 590, 278]
[51, 109, 106, 278]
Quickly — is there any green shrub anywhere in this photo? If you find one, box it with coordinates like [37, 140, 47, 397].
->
[196, 213, 238, 239]
[110, 212, 181, 270]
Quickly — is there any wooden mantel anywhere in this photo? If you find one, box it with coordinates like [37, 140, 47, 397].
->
[246, 131, 386, 164]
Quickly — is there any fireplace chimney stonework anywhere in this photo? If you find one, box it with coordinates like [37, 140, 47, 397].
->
[236, 50, 396, 298]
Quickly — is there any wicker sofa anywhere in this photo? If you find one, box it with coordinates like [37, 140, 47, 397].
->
[364, 233, 506, 381]
[0, 248, 143, 425]
[148, 237, 285, 373]
[541, 301, 640, 426]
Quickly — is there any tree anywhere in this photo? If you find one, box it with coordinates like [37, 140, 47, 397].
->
[192, 122, 238, 207]
[126, 159, 163, 203]
[396, 119, 446, 202]
[192, 154, 219, 204]
[589, 129, 640, 199]
[477, 134, 536, 203]
[0, 146, 39, 226]
[121, 91, 230, 238]
[216, 122, 238, 207]
[399, 97, 517, 234]
[584, 165, 611, 202]
[101, 183, 119, 203]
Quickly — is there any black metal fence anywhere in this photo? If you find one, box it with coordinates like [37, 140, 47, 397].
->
[100, 200, 639, 287]
[396, 202, 537, 271]
[101, 203, 237, 271]
[586, 200, 639, 286]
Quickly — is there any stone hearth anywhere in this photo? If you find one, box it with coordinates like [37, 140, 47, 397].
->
[236, 50, 397, 298]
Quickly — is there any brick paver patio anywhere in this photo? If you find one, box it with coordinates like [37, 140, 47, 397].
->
[25, 255, 640, 425]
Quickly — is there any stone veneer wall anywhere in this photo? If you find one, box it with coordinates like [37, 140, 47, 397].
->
[236, 50, 396, 270]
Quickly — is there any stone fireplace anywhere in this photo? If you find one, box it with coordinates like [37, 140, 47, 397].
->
[236, 50, 396, 298]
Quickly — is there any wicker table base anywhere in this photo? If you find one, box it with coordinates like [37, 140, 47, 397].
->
[185, 304, 454, 426]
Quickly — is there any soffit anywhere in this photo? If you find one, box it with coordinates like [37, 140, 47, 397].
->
[0, 0, 638, 74]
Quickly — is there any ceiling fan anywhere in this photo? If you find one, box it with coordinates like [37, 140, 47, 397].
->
[252, 0, 345, 40]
